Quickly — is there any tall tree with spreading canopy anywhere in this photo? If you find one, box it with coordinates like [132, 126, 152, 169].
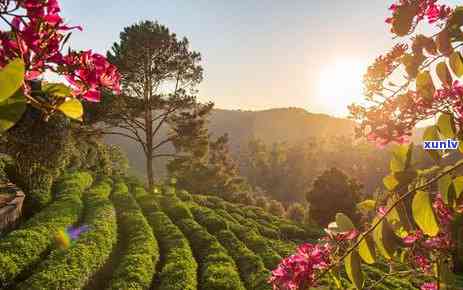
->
[105, 20, 213, 190]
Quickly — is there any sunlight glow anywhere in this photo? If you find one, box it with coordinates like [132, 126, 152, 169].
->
[318, 59, 367, 117]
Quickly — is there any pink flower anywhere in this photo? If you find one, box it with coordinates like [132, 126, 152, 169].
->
[414, 254, 432, 273]
[433, 193, 453, 225]
[386, 0, 453, 30]
[423, 233, 452, 250]
[426, 3, 453, 24]
[0, 0, 120, 103]
[269, 243, 332, 290]
[334, 229, 359, 242]
[63, 50, 121, 101]
[377, 206, 388, 217]
[420, 282, 438, 290]
[403, 230, 423, 246]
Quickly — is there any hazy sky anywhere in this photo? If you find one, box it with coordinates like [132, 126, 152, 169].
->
[59, 0, 459, 117]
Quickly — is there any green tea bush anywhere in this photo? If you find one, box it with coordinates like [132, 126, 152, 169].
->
[176, 189, 193, 202]
[17, 180, 117, 290]
[229, 223, 281, 269]
[279, 224, 307, 240]
[137, 197, 197, 290]
[199, 203, 282, 270]
[189, 205, 229, 234]
[267, 239, 297, 257]
[160, 194, 193, 221]
[205, 196, 226, 209]
[0, 171, 92, 287]
[107, 183, 159, 290]
[175, 218, 245, 290]
[216, 230, 271, 290]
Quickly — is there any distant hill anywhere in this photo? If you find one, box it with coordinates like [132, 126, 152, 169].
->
[104, 107, 356, 177]
[208, 108, 355, 151]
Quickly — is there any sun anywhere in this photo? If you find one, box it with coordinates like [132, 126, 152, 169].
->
[318, 59, 367, 117]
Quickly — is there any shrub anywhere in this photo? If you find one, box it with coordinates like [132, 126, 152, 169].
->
[137, 197, 197, 290]
[176, 190, 192, 202]
[161, 195, 193, 221]
[267, 239, 297, 258]
[0, 171, 92, 288]
[216, 230, 271, 290]
[205, 196, 226, 209]
[201, 203, 282, 270]
[132, 186, 149, 200]
[189, 205, 228, 234]
[231, 191, 255, 206]
[286, 202, 305, 223]
[229, 223, 281, 269]
[0, 154, 10, 181]
[107, 184, 159, 290]
[254, 195, 268, 210]
[175, 218, 245, 290]
[267, 199, 285, 217]
[18, 180, 117, 290]
[279, 224, 307, 240]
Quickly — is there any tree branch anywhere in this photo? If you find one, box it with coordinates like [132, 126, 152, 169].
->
[315, 160, 463, 282]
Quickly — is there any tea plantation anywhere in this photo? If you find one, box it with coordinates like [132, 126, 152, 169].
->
[0, 171, 447, 289]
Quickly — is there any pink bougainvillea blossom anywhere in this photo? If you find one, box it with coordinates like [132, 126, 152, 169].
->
[385, 0, 453, 29]
[420, 282, 438, 290]
[0, 0, 120, 102]
[269, 243, 332, 290]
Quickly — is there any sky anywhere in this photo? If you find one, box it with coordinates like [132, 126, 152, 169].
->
[59, 0, 460, 117]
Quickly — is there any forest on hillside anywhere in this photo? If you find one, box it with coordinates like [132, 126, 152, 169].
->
[1, 0, 463, 290]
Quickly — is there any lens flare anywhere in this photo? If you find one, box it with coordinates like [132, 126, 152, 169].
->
[54, 225, 89, 250]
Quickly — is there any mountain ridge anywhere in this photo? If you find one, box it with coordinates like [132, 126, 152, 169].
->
[105, 107, 356, 176]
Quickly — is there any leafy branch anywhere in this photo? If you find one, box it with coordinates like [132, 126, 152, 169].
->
[315, 160, 463, 282]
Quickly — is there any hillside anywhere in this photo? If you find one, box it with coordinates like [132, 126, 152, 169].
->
[0, 171, 430, 289]
[105, 108, 356, 177]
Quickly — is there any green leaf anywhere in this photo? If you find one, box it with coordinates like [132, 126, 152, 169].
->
[336, 213, 355, 232]
[438, 174, 453, 204]
[422, 126, 441, 161]
[356, 200, 376, 214]
[42, 83, 72, 98]
[412, 191, 440, 236]
[58, 99, 83, 121]
[384, 196, 409, 237]
[437, 113, 456, 139]
[0, 90, 27, 133]
[416, 70, 435, 100]
[383, 174, 399, 191]
[390, 144, 413, 172]
[372, 218, 399, 260]
[344, 251, 363, 289]
[453, 176, 463, 199]
[394, 170, 417, 190]
[439, 259, 456, 290]
[0, 58, 25, 103]
[436, 61, 452, 87]
[329, 270, 343, 289]
[450, 51, 463, 77]
[358, 234, 376, 264]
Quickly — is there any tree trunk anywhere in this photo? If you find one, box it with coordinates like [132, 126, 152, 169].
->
[144, 69, 154, 192]
[146, 147, 154, 192]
